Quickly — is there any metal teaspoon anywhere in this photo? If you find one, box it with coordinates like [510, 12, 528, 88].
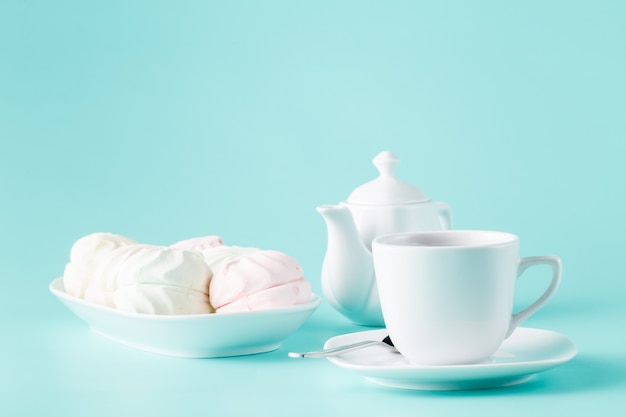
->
[288, 336, 397, 358]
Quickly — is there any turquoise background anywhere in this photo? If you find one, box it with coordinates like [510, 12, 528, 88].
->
[1, 1, 624, 415]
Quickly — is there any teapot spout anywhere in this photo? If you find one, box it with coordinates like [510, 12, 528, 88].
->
[317, 205, 383, 326]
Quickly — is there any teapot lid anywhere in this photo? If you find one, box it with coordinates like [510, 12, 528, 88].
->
[346, 151, 429, 205]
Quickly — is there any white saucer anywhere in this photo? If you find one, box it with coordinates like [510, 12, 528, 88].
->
[325, 328, 577, 391]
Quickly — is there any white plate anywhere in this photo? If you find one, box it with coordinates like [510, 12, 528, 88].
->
[50, 278, 320, 358]
[325, 328, 577, 390]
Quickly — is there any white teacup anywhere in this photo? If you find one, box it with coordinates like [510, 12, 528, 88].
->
[372, 230, 561, 365]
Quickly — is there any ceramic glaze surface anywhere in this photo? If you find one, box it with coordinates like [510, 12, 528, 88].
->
[372, 230, 561, 365]
[324, 328, 577, 390]
[318, 151, 452, 326]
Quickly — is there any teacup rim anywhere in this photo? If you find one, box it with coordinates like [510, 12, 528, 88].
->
[372, 230, 519, 249]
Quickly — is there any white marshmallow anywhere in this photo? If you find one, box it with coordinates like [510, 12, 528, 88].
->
[113, 284, 213, 315]
[64, 233, 213, 315]
[63, 233, 311, 315]
[170, 235, 224, 251]
[63, 233, 137, 298]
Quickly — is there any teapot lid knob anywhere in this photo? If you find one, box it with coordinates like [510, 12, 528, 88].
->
[346, 151, 429, 205]
[373, 151, 400, 178]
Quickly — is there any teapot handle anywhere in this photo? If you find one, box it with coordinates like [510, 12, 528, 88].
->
[435, 202, 452, 230]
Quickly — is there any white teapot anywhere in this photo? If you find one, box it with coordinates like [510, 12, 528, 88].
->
[317, 151, 452, 326]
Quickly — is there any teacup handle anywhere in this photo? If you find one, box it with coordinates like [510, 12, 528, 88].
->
[506, 255, 562, 338]
[435, 202, 452, 230]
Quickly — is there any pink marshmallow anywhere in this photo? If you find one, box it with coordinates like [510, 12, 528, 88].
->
[215, 278, 312, 313]
[208, 249, 312, 312]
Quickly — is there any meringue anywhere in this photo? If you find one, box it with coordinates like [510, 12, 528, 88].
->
[200, 245, 312, 313]
[170, 235, 224, 251]
[86, 244, 213, 314]
[63, 233, 213, 315]
[62, 233, 312, 316]
[63, 233, 137, 299]
[113, 284, 212, 315]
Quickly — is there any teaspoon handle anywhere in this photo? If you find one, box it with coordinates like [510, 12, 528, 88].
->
[288, 340, 395, 358]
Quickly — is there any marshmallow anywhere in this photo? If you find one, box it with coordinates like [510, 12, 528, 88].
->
[63, 233, 311, 315]
[201, 246, 312, 313]
[215, 278, 312, 313]
[171, 235, 224, 251]
[63, 233, 213, 315]
[113, 284, 212, 315]
[85, 244, 213, 314]
[63, 233, 137, 298]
